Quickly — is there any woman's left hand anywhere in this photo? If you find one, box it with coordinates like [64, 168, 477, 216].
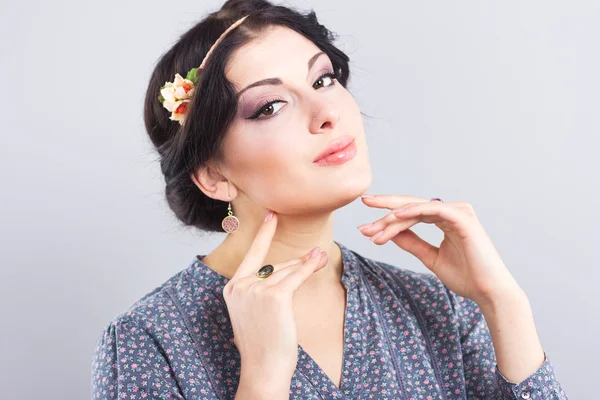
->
[357, 194, 522, 306]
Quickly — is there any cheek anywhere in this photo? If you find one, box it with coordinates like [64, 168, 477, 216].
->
[340, 90, 361, 121]
[225, 134, 305, 184]
[225, 134, 311, 211]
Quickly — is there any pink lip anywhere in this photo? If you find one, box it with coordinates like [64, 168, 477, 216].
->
[313, 135, 357, 166]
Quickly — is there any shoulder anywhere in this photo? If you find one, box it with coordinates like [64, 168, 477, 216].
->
[93, 266, 193, 351]
[91, 268, 195, 383]
[115, 271, 184, 325]
[91, 267, 199, 399]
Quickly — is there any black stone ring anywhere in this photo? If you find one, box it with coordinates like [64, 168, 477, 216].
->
[256, 264, 274, 279]
[430, 197, 443, 202]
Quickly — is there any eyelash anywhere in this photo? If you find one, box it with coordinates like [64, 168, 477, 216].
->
[247, 70, 339, 120]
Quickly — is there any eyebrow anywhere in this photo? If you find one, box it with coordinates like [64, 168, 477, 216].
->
[235, 51, 326, 99]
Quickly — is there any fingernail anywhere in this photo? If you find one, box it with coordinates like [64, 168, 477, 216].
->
[264, 209, 273, 221]
[357, 223, 372, 230]
[310, 246, 321, 257]
[370, 231, 383, 241]
[361, 194, 374, 198]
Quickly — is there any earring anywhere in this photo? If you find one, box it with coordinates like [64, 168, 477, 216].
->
[221, 201, 239, 233]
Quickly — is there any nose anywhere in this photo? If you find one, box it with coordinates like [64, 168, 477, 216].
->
[309, 103, 340, 134]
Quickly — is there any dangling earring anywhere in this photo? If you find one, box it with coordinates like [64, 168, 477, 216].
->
[221, 197, 239, 233]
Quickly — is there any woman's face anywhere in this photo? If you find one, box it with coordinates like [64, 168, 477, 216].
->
[218, 25, 371, 215]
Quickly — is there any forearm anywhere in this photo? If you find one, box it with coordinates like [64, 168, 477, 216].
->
[477, 286, 546, 384]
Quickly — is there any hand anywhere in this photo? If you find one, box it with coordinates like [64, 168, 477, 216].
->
[357, 194, 521, 306]
[222, 209, 329, 389]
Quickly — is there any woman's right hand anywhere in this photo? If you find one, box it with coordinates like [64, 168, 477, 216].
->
[223, 209, 329, 391]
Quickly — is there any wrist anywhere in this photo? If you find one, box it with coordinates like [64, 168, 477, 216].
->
[236, 370, 291, 400]
[477, 285, 529, 316]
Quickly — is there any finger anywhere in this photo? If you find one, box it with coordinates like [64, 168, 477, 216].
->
[361, 194, 427, 210]
[272, 247, 328, 292]
[394, 201, 468, 216]
[368, 217, 421, 244]
[357, 210, 403, 235]
[358, 201, 456, 237]
[232, 253, 313, 288]
[394, 202, 467, 232]
[235, 209, 278, 278]
[366, 218, 440, 269]
[390, 229, 439, 271]
[261, 251, 328, 288]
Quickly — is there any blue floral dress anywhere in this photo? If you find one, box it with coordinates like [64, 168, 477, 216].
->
[92, 242, 568, 399]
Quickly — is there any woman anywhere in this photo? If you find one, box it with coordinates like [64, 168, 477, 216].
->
[91, 0, 568, 399]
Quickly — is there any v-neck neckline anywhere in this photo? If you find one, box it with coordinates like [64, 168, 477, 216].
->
[297, 242, 363, 396]
[295, 289, 352, 396]
[188, 240, 363, 396]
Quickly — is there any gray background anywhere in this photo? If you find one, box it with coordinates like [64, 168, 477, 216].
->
[1, 0, 596, 398]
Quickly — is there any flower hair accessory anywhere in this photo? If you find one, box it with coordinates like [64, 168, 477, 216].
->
[158, 15, 250, 125]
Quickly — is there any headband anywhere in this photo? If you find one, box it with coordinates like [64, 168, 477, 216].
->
[157, 15, 250, 125]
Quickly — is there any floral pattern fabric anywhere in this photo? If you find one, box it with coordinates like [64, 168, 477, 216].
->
[92, 241, 568, 399]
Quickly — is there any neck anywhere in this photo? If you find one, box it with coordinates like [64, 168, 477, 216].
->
[202, 211, 344, 292]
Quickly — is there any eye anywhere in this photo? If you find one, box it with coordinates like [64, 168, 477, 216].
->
[313, 71, 338, 89]
[248, 99, 287, 120]
[247, 70, 339, 120]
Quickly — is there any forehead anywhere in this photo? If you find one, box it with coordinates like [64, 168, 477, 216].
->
[225, 25, 324, 89]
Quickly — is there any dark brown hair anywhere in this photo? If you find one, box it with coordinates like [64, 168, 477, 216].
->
[143, 0, 351, 232]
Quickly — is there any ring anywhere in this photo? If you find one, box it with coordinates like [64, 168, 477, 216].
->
[256, 264, 274, 279]
[430, 197, 443, 202]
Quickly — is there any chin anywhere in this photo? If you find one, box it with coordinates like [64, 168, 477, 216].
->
[348, 166, 373, 197]
[328, 163, 373, 207]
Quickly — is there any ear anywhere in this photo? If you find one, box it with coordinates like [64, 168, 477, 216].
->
[190, 162, 237, 202]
